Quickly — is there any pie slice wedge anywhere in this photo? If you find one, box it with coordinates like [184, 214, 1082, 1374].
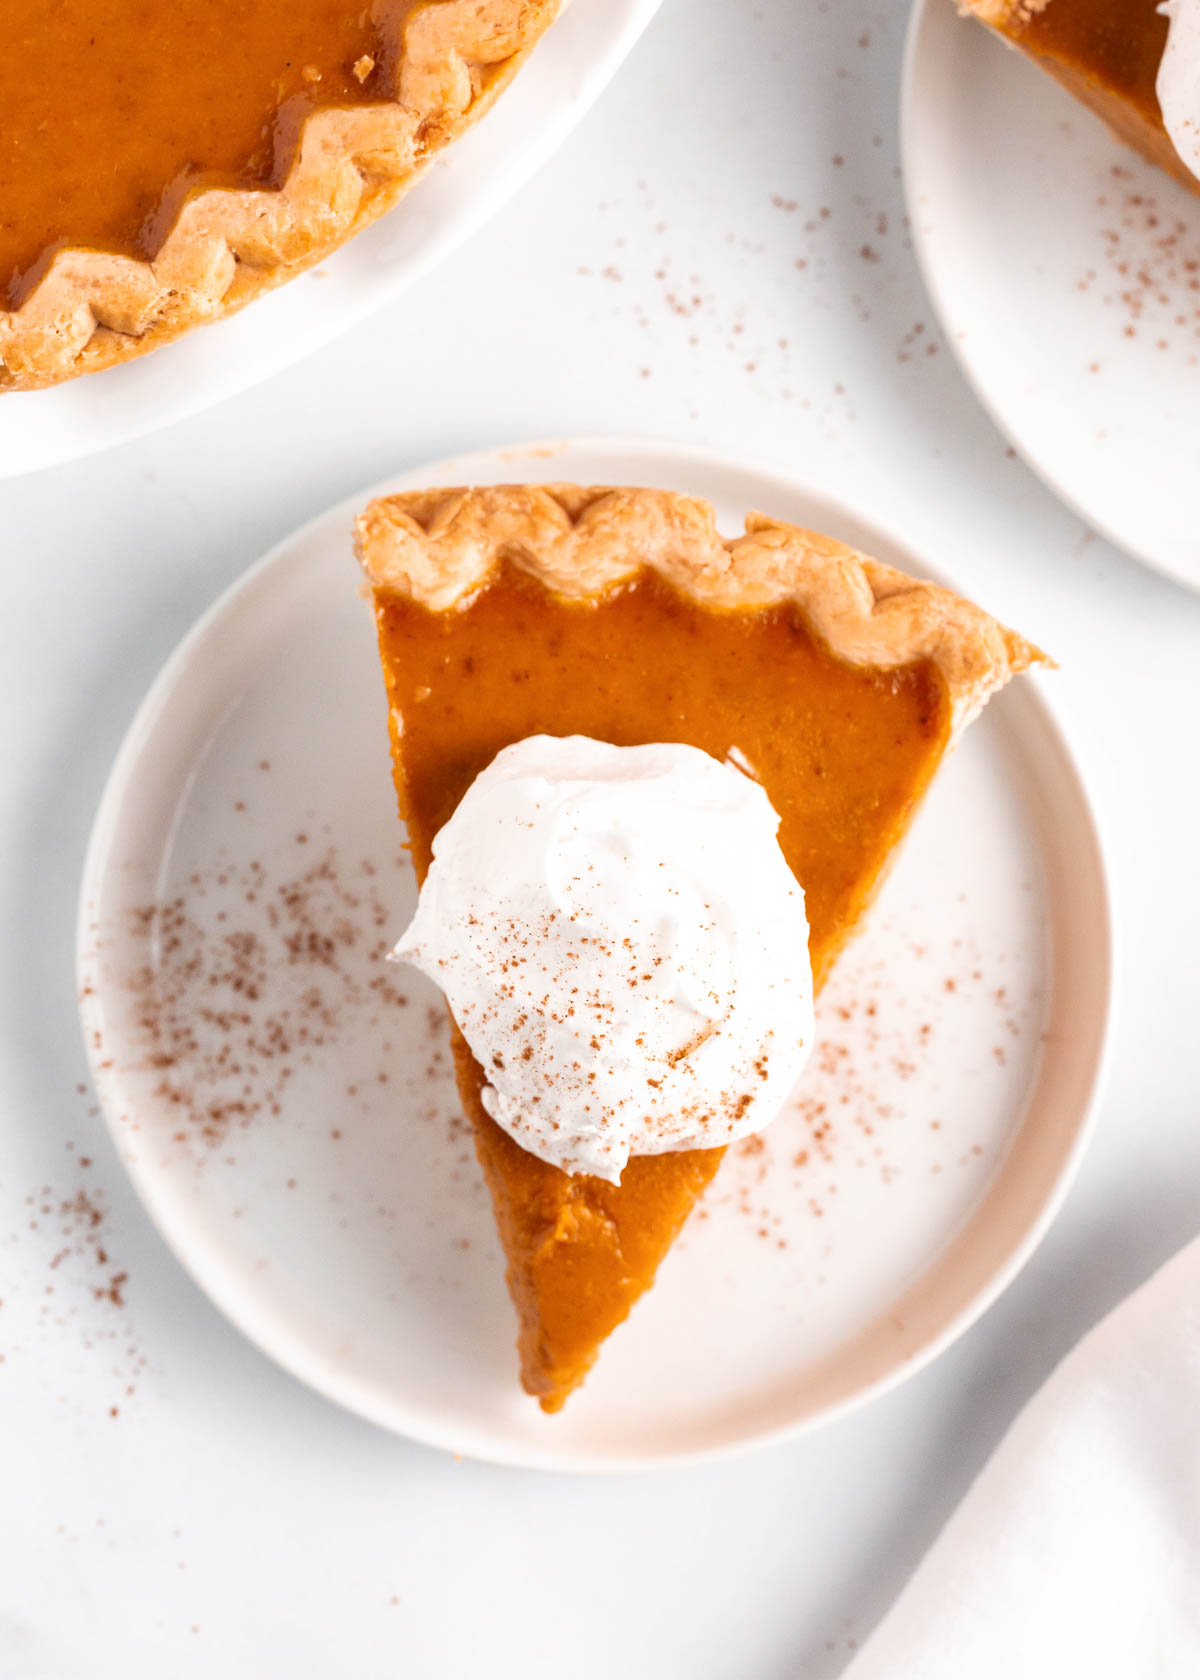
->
[355, 484, 1046, 1411]
[0, 0, 561, 390]
[958, 0, 1200, 195]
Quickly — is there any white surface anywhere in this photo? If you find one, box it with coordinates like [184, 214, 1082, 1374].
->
[846, 1235, 1200, 1679]
[2, 0, 1199, 1672]
[0, 0, 660, 482]
[903, 0, 1200, 593]
[76, 438, 1108, 1471]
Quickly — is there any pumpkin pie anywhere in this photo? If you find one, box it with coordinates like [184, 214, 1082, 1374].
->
[958, 0, 1200, 195]
[355, 484, 1046, 1411]
[0, 0, 561, 391]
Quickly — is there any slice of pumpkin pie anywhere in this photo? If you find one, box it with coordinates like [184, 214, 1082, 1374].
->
[356, 484, 1045, 1411]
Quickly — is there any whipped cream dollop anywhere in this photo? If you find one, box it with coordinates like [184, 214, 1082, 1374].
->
[394, 735, 815, 1183]
[1159, 0, 1200, 182]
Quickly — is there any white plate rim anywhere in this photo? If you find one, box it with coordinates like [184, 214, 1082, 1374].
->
[76, 435, 1116, 1473]
[900, 0, 1200, 596]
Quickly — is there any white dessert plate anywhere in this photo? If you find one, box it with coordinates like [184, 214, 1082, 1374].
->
[78, 437, 1111, 1472]
[902, 0, 1200, 593]
[0, 0, 659, 482]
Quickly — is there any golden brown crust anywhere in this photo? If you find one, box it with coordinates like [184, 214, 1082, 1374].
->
[956, 0, 1050, 27]
[355, 483, 1048, 736]
[0, 0, 560, 391]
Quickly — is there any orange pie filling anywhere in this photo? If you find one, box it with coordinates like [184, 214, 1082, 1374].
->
[374, 564, 953, 1406]
[378, 564, 952, 981]
[0, 1, 429, 309]
[0, 0, 443, 307]
[1, 0, 560, 386]
[1016, 0, 1168, 117]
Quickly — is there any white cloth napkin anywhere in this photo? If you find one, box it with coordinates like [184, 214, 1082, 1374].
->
[844, 1238, 1200, 1679]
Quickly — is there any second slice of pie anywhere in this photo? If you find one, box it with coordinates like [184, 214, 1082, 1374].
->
[355, 484, 1045, 1411]
[957, 0, 1200, 195]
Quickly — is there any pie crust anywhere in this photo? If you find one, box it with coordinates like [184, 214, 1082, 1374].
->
[0, 0, 560, 392]
[962, 0, 1048, 24]
[356, 483, 1045, 736]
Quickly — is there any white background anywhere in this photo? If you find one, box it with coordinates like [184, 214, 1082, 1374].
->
[2, 2, 1199, 1675]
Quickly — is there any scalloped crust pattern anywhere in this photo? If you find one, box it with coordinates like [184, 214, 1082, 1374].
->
[0, 0, 560, 391]
[356, 483, 1047, 738]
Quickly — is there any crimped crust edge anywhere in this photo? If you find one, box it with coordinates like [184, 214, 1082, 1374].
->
[955, 0, 1050, 27]
[355, 483, 1048, 737]
[0, 0, 560, 391]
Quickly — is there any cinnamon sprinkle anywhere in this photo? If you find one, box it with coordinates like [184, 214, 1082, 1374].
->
[690, 914, 1037, 1244]
[5, 1127, 145, 1418]
[112, 846, 410, 1154]
[1078, 163, 1200, 364]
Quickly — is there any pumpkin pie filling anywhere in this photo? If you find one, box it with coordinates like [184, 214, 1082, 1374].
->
[378, 563, 952, 992]
[0, 0, 421, 308]
[1, 0, 560, 388]
[375, 563, 952, 1408]
[1013, 0, 1168, 115]
[962, 0, 1199, 194]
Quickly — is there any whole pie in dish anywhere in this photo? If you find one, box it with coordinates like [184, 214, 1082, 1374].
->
[356, 484, 1046, 1411]
[958, 0, 1200, 195]
[0, 0, 560, 391]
